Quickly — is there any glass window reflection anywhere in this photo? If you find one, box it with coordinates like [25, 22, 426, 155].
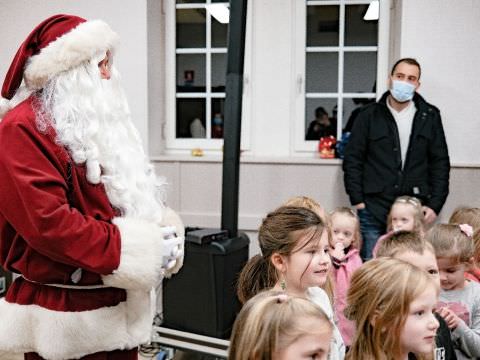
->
[345, 5, 378, 46]
[305, 98, 338, 141]
[176, 99, 206, 138]
[176, 54, 206, 92]
[306, 52, 338, 93]
[176, 9, 206, 48]
[343, 52, 377, 93]
[307, 6, 339, 47]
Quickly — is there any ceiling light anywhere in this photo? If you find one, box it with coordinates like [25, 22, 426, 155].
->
[206, 4, 230, 24]
[364, 0, 379, 21]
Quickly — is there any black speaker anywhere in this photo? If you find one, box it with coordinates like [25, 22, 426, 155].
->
[162, 232, 249, 339]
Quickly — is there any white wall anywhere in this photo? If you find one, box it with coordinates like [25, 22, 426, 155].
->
[147, 0, 166, 156]
[399, 0, 480, 165]
[248, 0, 295, 157]
[0, 0, 150, 149]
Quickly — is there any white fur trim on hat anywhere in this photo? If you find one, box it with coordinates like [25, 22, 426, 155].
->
[0, 289, 152, 360]
[24, 20, 119, 90]
[102, 217, 165, 290]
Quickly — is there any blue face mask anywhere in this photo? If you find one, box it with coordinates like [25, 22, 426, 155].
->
[213, 114, 223, 126]
[390, 80, 416, 102]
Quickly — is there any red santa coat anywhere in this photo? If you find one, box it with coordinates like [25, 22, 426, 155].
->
[0, 97, 167, 359]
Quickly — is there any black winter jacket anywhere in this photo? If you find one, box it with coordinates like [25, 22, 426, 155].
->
[343, 91, 450, 226]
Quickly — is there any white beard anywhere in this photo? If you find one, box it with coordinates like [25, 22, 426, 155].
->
[35, 59, 165, 222]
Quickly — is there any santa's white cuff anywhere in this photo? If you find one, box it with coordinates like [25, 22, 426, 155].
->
[102, 217, 164, 290]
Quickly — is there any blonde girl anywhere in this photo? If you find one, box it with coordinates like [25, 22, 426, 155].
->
[449, 207, 480, 281]
[345, 258, 439, 360]
[328, 207, 362, 347]
[237, 205, 345, 359]
[229, 290, 333, 360]
[373, 196, 425, 256]
[375, 230, 457, 360]
[387, 196, 425, 233]
[427, 224, 480, 359]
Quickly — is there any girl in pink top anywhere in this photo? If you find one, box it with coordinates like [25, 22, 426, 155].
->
[329, 207, 363, 346]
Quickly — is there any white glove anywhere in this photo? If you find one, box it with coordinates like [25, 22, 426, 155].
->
[159, 207, 185, 277]
[160, 226, 184, 270]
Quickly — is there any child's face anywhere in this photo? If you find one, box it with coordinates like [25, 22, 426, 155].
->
[331, 213, 356, 248]
[284, 228, 331, 293]
[437, 257, 467, 291]
[394, 249, 440, 288]
[391, 203, 416, 232]
[276, 316, 332, 360]
[400, 284, 439, 356]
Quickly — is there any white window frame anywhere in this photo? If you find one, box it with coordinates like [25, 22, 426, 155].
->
[164, 1, 251, 154]
[293, 0, 391, 153]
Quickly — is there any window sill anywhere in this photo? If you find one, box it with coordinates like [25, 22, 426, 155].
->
[150, 154, 343, 165]
[150, 154, 480, 168]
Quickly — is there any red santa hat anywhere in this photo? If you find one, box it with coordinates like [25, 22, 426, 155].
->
[0, 14, 119, 117]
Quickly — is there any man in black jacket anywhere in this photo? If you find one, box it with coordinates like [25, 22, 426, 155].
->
[343, 58, 450, 260]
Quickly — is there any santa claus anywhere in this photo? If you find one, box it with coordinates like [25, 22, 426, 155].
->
[0, 14, 184, 360]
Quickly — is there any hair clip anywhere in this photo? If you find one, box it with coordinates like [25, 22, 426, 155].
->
[396, 197, 421, 207]
[348, 208, 357, 217]
[408, 199, 421, 207]
[459, 223, 474, 238]
[276, 294, 288, 303]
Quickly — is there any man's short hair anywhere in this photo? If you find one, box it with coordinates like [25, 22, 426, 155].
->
[390, 58, 421, 79]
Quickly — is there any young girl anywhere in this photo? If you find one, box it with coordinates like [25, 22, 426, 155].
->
[372, 195, 425, 257]
[237, 205, 345, 359]
[427, 224, 480, 359]
[345, 258, 440, 360]
[449, 207, 480, 281]
[328, 207, 362, 347]
[229, 290, 333, 360]
[375, 230, 458, 360]
[283, 196, 335, 300]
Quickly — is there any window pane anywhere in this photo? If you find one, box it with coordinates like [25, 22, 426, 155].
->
[343, 97, 376, 132]
[177, 99, 206, 138]
[176, 54, 206, 92]
[212, 17, 228, 47]
[306, 52, 338, 93]
[211, 98, 225, 139]
[345, 5, 378, 46]
[176, 9, 206, 48]
[211, 53, 226, 92]
[305, 98, 338, 141]
[307, 6, 339, 47]
[343, 52, 377, 93]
